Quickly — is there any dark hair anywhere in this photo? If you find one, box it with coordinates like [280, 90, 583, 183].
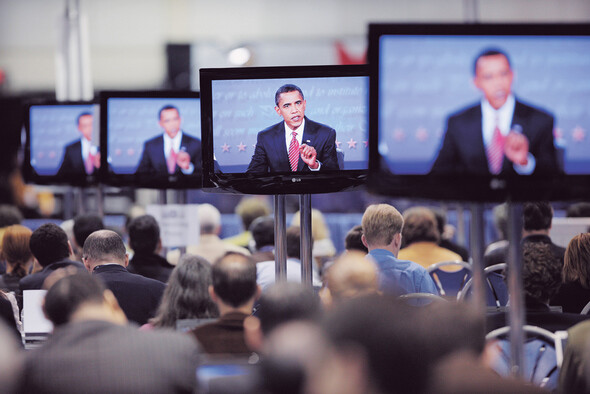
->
[0, 205, 22, 228]
[344, 225, 367, 253]
[522, 242, 562, 302]
[523, 202, 553, 231]
[257, 282, 320, 336]
[566, 202, 590, 218]
[128, 215, 160, 255]
[158, 105, 179, 120]
[82, 230, 127, 264]
[43, 271, 104, 326]
[151, 254, 219, 328]
[275, 84, 304, 106]
[563, 233, 590, 289]
[73, 214, 104, 248]
[324, 295, 430, 394]
[402, 207, 440, 245]
[211, 252, 257, 308]
[250, 216, 275, 250]
[286, 226, 306, 260]
[76, 111, 92, 125]
[1, 225, 32, 278]
[29, 223, 71, 267]
[473, 48, 511, 75]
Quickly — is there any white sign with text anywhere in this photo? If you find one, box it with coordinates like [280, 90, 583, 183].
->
[146, 204, 200, 248]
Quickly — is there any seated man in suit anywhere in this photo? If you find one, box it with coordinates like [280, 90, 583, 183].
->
[136, 105, 201, 177]
[487, 242, 590, 333]
[56, 111, 100, 177]
[190, 252, 260, 355]
[20, 223, 85, 291]
[20, 272, 199, 394]
[82, 229, 166, 326]
[247, 84, 340, 173]
[432, 48, 558, 175]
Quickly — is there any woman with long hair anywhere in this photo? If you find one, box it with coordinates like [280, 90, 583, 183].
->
[146, 254, 218, 329]
[0, 225, 33, 299]
[551, 233, 590, 313]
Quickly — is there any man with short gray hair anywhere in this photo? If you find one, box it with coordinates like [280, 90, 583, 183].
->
[83, 230, 165, 326]
[361, 204, 437, 295]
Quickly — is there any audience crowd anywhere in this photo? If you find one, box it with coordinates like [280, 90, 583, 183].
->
[0, 199, 590, 393]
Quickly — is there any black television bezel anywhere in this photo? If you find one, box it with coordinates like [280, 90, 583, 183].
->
[24, 99, 100, 187]
[368, 23, 590, 202]
[200, 65, 368, 195]
[99, 90, 202, 190]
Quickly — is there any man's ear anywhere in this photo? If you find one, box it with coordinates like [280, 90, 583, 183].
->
[275, 106, 281, 116]
[361, 234, 369, 249]
[123, 254, 129, 268]
[155, 238, 162, 254]
[67, 241, 75, 259]
[208, 285, 218, 303]
[393, 233, 402, 249]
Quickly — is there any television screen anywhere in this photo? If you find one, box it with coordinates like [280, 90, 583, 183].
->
[368, 23, 590, 201]
[24, 101, 100, 186]
[100, 91, 202, 189]
[200, 65, 368, 195]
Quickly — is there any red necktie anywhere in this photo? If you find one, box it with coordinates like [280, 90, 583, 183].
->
[85, 152, 94, 174]
[167, 147, 177, 174]
[288, 132, 299, 172]
[487, 125, 505, 174]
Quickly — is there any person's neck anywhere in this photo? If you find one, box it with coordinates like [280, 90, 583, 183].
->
[216, 300, 254, 317]
[69, 303, 127, 325]
[369, 244, 398, 258]
[523, 229, 550, 238]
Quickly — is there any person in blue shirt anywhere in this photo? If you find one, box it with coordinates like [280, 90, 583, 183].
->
[360, 203, 438, 295]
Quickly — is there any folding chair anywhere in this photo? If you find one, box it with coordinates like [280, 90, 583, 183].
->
[427, 261, 472, 297]
[458, 263, 509, 307]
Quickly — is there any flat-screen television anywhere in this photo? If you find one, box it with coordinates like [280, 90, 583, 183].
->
[368, 23, 590, 201]
[200, 65, 368, 195]
[24, 101, 100, 186]
[100, 91, 202, 189]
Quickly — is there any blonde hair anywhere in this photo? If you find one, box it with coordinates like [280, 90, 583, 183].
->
[327, 251, 379, 301]
[291, 209, 330, 241]
[361, 204, 403, 247]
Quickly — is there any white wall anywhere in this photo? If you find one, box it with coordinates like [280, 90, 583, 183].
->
[0, 0, 589, 93]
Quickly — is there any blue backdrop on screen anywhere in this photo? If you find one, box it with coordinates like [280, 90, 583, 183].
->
[107, 98, 201, 174]
[211, 76, 369, 172]
[30, 105, 96, 175]
[379, 35, 590, 174]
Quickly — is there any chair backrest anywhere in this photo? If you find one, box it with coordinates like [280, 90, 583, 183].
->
[399, 292, 448, 307]
[458, 263, 509, 306]
[580, 300, 590, 315]
[427, 261, 472, 297]
[485, 325, 561, 391]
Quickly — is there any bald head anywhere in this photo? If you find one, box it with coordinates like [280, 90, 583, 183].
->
[82, 230, 127, 270]
[212, 253, 258, 308]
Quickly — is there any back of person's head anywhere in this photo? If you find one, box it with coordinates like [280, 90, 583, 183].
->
[566, 202, 590, 218]
[0, 320, 23, 393]
[523, 201, 553, 232]
[236, 197, 271, 231]
[326, 251, 379, 303]
[286, 226, 305, 260]
[432, 209, 447, 239]
[128, 214, 160, 255]
[361, 204, 403, 247]
[29, 223, 71, 267]
[324, 295, 429, 394]
[522, 242, 562, 303]
[291, 209, 331, 241]
[43, 271, 104, 326]
[257, 282, 320, 336]
[198, 203, 221, 235]
[0, 205, 22, 228]
[151, 254, 218, 328]
[402, 206, 440, 246]
[344, 225, 368, 253]
[211, 252, 257, 308]
[250, 215, 275, 250]
[82, 230, 127, 265]
[493, 203, 509, 240]
[73, 214, 104, 248]
[1, 224, 32, 277]
[563, 233, 590, 288]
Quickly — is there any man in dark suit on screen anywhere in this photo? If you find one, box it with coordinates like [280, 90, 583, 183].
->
[246, 84, 340, 173]
[432, 48, 558, 176]
[136, 105, 201, 177]
[56, 112, 100, 177]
